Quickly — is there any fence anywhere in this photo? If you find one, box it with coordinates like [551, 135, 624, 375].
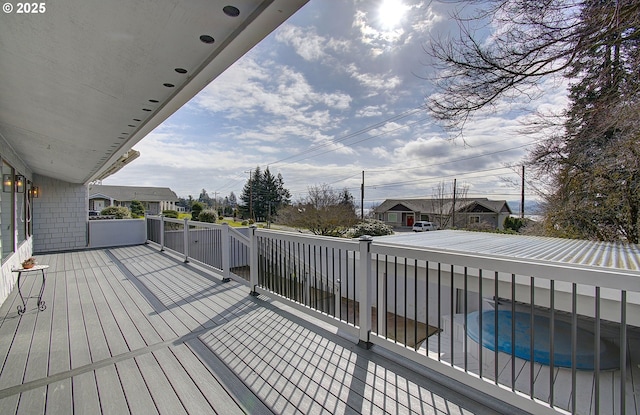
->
[145, 217, 640, 415]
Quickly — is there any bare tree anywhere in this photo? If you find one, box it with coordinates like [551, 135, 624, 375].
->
[427, 1, 639, 133]
[430, 180, 469, 229]
[428, 0, 640, 242]
[431, 181, 452, 229]
[277, 184, 359, 236]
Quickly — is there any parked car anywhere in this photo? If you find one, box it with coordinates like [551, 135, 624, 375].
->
[412, 221, 438, 232]
[89, 210, 99, 217]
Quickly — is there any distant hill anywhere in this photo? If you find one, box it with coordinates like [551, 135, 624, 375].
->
[507, 200, 544, 216]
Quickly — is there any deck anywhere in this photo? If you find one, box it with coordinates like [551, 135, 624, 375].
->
[0, 245, 508, 415]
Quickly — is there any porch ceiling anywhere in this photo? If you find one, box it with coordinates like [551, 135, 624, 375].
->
[0, 0, 307, 184]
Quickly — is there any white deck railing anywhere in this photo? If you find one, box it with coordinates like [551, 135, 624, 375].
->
[145, 217, 640, 415]
[145, 216, 250, 282]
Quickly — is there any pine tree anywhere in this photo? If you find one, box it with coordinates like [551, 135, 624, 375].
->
[239, 167, 291, 221]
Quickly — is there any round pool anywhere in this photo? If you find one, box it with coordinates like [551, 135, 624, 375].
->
[466, 310, 619, 370]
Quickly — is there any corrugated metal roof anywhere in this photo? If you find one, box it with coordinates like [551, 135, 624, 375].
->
[376, 230, 640, 272]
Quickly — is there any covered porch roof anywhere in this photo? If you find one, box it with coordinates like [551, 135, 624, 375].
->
[0, 0, 307, 184]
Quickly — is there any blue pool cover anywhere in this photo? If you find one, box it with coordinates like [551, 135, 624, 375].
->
[466, 310, 619, 370]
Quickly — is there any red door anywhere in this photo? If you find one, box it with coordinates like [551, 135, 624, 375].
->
[407, 216, 414, 226]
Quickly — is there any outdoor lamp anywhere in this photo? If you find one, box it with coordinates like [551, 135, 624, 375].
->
[2, 174, 12, 192]
[30, 186, 40, 198]
[15, 175, 25, 193]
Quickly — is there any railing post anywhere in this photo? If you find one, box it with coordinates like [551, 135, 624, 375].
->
[183, 218, 189, 263]
[377, 259, 386, 336]
[249, 226, 259, 296]
[159, 215, 165, 251]
[358, 235, 373, 349]
[221, 223, 231, 282]
[144, 214, 148, 244]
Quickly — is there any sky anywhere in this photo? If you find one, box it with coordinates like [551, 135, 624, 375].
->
[103, 0, 568, 209]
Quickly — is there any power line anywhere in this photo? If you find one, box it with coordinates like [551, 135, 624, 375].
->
[268, 106, 425, 167]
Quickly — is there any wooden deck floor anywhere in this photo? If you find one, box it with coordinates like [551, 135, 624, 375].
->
[0, 245, 507, 415]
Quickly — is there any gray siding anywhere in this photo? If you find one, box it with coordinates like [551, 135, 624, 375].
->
[32, 174, 88, 253]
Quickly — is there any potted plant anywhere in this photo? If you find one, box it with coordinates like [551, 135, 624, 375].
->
[21, 257, 36, 269]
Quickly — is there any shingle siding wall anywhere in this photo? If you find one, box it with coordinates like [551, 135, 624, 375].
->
[32, 174, 88, 253]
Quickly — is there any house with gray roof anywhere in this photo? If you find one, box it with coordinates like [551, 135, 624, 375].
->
[373, 197, 512, 230]
[89, 185, 178, 215]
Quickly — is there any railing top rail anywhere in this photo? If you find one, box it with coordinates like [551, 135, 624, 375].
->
[372, 241, 640, 292]
[229, 226, 250, 244]
[255, 228, 359, 250]
[147, 215, 250, 243]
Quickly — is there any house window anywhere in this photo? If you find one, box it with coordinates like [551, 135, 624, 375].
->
[388, 212, 398, 223]
[469, 216, 480, 224]
[1, 161, 14, 261]
[0, 161, 29, 262]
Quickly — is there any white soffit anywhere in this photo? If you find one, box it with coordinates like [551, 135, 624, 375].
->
[0, 0, 308, 183]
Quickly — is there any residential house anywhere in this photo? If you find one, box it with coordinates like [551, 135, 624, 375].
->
[89, 184, 179, 215]
[374, 197, 512, 230]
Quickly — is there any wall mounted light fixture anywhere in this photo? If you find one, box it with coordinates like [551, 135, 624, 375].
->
[2, 174, 12, 192]
[15, 175, 25, 193]
[30, 186, 39, 198]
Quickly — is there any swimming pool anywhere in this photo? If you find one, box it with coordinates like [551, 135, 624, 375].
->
[466, 310, 619, 370]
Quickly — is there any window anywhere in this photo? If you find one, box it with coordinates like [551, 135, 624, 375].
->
[388, 212, 398, 222]
[469, 216, 480, 224]
[0, 160, 31, 263]
[1, 161, 14, 261]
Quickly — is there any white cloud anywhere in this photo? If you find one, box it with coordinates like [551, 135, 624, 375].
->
[275, 24, 351, 62]
[356, 105, 386, 117]
[346, 63, 402, 93]
[195, 57, 351, 131]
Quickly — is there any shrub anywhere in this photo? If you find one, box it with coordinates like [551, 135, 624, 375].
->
[191, 202, 204, 220]
[130, 200, 145, 218]
[504, 216, 525, 232]
[162, 210, 179, 218]
[348, 219, 394, 238]
[198, 209, 217, 223]
[100, 206, 131, 219]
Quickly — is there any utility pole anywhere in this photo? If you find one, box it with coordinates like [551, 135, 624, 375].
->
[521, 165, 525, 219]
[360, 170, 365, 220]
[452, 178, 457, 228]
[244, 170, 253, 220]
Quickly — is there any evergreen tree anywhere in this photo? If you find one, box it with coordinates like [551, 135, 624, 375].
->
[129, 200, 145, 218]
[191, 201, 204, 221]
[528, 1, 640, 242]
[198, 189, 212, 208]
[239, 167, 291, 221]
[239, 166, 262, 220]
[228, 192, 237, 208]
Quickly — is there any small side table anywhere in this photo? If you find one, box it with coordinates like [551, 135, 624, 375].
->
[12, 265, 49, 315]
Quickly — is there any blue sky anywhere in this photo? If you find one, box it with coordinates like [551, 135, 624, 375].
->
[105, 0, 567, 207]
